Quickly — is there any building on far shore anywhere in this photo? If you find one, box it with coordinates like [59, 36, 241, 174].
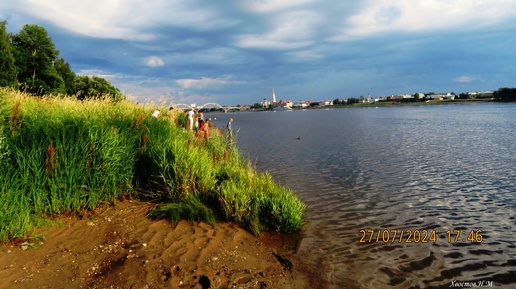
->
[293, 101, 309, 108]
[261, 98, 270, 108]
[263, 89, 294, 109]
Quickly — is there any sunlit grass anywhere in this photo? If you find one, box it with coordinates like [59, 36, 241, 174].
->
[0, 87, 305, 241]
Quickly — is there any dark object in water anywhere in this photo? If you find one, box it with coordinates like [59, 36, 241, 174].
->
[273, 252, 293, 271]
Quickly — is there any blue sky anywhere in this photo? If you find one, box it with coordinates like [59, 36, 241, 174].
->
[2, 0, 516, 106]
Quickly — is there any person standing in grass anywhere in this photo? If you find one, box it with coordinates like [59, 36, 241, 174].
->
[198, 110, 204, 122]
[197, 118, 209, 140]
[226, 118, 233, 141]
[187, 109, 195, 131]
[202, 118, 209, 139]
[166, 106, 174, 118]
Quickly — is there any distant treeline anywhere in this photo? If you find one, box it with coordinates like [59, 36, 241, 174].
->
[493, 87, 516, 102]
[0, 21, 123, 100]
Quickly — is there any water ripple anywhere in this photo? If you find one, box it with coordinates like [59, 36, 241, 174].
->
[214, 104, 516, 289]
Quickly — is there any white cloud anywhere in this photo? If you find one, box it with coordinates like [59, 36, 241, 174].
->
[237, 36, 312, 50]
[454, 76, 473, 83]
[145, 56, 165, 67]
[333, 0, 516, 40]
[453, 75, 485, 83]
[77, 69, 114, 79]
[244, 0, 315, 13]
[236, 10, 321, 50]
[177, 77, 232, 89]
[285, 50, 323, 61]
[4, 0, 224, 40]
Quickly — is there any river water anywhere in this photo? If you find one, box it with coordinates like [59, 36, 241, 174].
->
[210, 103, 516, 289]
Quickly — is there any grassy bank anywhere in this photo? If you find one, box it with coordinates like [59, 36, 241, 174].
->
[0, 88, 305, 242]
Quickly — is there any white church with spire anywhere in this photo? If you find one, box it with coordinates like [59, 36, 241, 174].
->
[261, 88, 293, 109]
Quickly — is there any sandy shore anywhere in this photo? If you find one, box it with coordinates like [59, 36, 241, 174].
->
[0, 200, 328, 289]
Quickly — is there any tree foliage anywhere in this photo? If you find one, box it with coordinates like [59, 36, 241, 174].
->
[0, 22, 124, 101]
[493, 87, 516, 102]
[346, 98, 360, 105]
[54, 57, 76, 95]
[0, 21, 17, 87]
[333, 98, 360, 105]
[10, 24, 65, 95]
[458, 93, 469, 99]
[74, 75, 123, 100]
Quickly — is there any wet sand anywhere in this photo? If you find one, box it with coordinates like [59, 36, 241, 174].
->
[0, 200, 328, 289]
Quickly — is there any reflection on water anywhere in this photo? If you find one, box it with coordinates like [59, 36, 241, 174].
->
[210, 103, 516, 289]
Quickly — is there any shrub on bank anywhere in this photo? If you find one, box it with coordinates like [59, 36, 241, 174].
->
[0, 88, 305, 241]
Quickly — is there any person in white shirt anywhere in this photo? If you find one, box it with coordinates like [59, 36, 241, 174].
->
[187, 109, 195, 131]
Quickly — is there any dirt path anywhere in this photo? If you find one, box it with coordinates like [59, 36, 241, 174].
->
[0, 200, 328, 289]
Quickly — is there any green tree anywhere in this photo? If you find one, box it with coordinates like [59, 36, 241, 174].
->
[458, 93, 469, 99]
[73, 75, 124, 100]
[493, 87, 516, 102]
[347, 97, 359, 105]
[0, 21, 17, 87]
[10, 24, 64, 95]
[54, 57, 76, 95]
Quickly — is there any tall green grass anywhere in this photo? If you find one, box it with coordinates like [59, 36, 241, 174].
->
[0, 87, 305, 241]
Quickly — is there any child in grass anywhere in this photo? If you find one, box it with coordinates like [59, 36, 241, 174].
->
[226, 118, 233, 141]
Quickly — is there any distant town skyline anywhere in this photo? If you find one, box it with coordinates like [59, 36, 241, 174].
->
[189, 89, 497, 109]
[2, 1, 516, 106]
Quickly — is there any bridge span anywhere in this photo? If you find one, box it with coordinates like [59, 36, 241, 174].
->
[172, 102, 240, 112]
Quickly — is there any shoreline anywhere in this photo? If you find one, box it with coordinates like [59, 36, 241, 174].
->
[210, 99, 497, 113]
[0, 200, 327, 289]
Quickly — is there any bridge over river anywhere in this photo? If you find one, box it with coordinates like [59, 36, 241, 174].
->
[173, 102, 240, 113]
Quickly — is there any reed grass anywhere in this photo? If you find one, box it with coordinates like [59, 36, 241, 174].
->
[0, 87, 305, 241]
